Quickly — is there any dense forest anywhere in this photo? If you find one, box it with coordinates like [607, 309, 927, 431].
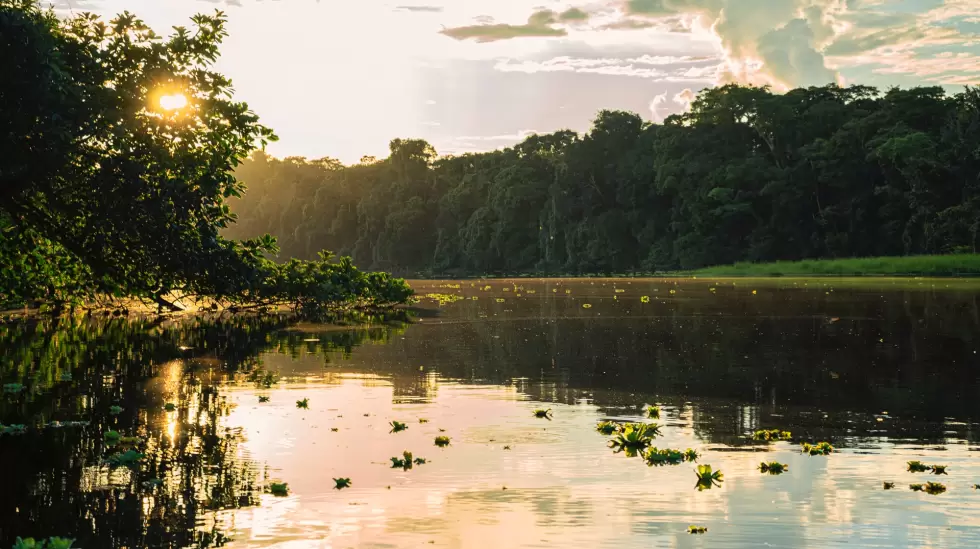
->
[226, 84, 980, 276]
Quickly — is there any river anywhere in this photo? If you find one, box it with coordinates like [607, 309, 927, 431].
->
[1, 278, 979, 548]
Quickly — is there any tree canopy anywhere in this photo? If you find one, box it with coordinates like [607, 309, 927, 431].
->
[226, 83, 980, 276]
[0, 0, 411, 310]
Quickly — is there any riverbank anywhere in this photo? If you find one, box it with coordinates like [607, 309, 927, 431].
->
[689, 254, 980, 278]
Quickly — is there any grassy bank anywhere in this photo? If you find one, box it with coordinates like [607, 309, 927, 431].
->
[691, 254, 980, 277]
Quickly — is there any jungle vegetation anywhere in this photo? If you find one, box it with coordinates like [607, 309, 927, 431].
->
[0, 0, 411, 311]
[225, 83, 980, 277]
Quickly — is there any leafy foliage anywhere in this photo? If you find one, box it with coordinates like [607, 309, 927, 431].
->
[533, 408, 552, 419]
[333, 477, 351, 489]
[695, 465, 724, 490]
[801, 441, 834, 455]
[389, 421, 407, 432]
[759, 462, 788, 475]
[752, 429, 792, 442]
[434, 435, 451, 447]
[0, 1, 410, 311]
[269, 482, 289, 497]
[224, 84, 980, 277]
[609, 423, 660, 456]
[11, 538, 74, 549]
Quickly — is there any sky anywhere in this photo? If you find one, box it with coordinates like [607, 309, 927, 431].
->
[57, 0, 980, 163]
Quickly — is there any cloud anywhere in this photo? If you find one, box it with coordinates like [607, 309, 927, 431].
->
[441, 10, 567, 42]
[494, 56, 711, 79]
[651, 86, 697, 122]
[559, 7, 590, 22]
[395, 5, 444, 13]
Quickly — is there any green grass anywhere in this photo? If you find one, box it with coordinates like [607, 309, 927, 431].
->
[691, 254, 980, 278]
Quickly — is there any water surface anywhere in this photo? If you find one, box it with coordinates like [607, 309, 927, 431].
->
[2, 278, 980, 548]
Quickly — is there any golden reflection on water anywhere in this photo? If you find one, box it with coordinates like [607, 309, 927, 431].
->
[207, 364, 980, 549]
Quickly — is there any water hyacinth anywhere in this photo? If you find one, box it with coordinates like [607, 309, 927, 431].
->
[801, 441, 834, 455]
[609, 423, 660, 456]
[688, 526, 708, 534]
[334, 477, 352, 489]
[296, 398, 309, 409]
[695, 465, 724, 490]
[644, 447, 687, 466]
[596, 421, 620, 435]
[883, 482, 895, 489]
[931, 465, 948, 475]
[923, 482, 946, 495]
[390, 421, 408, 433]
[759, 462, 788, 475]
[533, 409, 552, 419]
[646, 405, 660, 419]
[907, 461, 930, 473]
[752, 429, 792, 442]
[164, 403, 176, 412]
[109, 405, 124, 415]
[910, 484, 924, 492]
[269, 482, 289, 496]
[683, 448, 700, 462]
[434, 435, 451, 447]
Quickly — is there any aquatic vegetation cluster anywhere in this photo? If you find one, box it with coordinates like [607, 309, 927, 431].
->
[423, 293, 463, 305]
[644, 447, 699, 467]
[3, 382, 25, 394]
[333, 478, 351, 489]
[107, 450, 144, 467]
[109, 405, 123, 415]
[801, 441, 834, 455]
[269, 482, 289, 497]
[688, 526, 708, 534]
[909, 482, 947, 495]
[533, 409, 552, 419]
[752, 429, 792, 442]
[296, 398, 309, 409]
[390, 451, 427, 470]
[646, 405, 660, 419]
[906, 461, 947, 474]
[608, 423, 662, 456]
[434, 435, 451, 447]
[390, 420, 408, 432]
[695, 465, 724, 491]
[759, 462, 788, 475]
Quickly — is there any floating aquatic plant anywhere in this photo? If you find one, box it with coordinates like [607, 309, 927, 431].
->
[688, 526, 707, 534]
[683, 448, 700, 462]
[582, 304, 592, 309]
[640, 296, 650, 303]
[759, 462, 788, 475]
[107, 450, 144, 467]
[801, 441, 834, 455]
[3, 382, 25, 394]
[909, 484, 924, 492]
[258, 396, 270, 403]
[334, 478, 351, 489]
[923, 481, 946, 495]
[390, 421, 408, 432]
[609, 423, 660, 456]
[907, 461, 930, 473]
[883, 482, 895, 489]
[533, 409, 552, 419]
[646, 405, 660, 419]
[931, 465, 948, 475]
[109, 405, 124, 415]
[390, 451, 426, 469]
[269, 482, 289, 496]
[596, 421, 620, 435]
[752, 429, 792, 442]
[103, 430, 122, 442]
[331, 427, 339, 432]
[296, 398, 309, 409]
[164, 403, 176, 412]
[644, 447, 686, 466]
[503, 445, 511, 450]
[419, 418, 429, 423]
[12, 537, 74, 549]
[414, 457, 426, 465]
[434, 435, 451, 447]
[695, 465, 724, 490]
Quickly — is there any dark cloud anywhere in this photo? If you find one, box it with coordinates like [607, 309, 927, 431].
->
[395, 5, 444, 13]
[441, 9, 567, 43]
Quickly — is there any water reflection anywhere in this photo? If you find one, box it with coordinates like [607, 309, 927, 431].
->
[1, 279, 979, 548]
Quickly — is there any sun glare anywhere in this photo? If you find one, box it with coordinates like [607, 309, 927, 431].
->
[159, 93, 188, 111]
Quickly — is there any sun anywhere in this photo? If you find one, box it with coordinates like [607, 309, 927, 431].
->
[159, 93, 188, 111]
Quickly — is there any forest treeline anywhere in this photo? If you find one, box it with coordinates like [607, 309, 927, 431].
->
[225, 84, 980, 276]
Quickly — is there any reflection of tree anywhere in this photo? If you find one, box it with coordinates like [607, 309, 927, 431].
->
[0, 311, 406, 548]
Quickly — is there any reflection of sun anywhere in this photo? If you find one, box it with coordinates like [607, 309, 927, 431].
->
[159, 93, 188, 111]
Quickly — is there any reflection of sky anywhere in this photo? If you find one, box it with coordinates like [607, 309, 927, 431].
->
[214, 364, 980, 548]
